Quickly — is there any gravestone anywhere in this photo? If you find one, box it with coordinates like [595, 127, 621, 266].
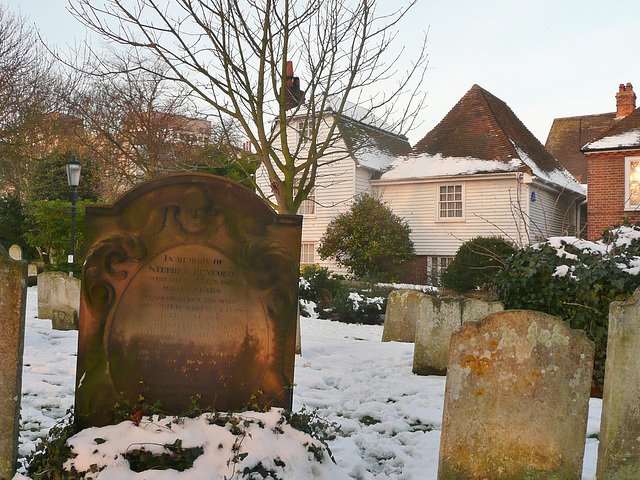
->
[8, 244, 21, 261]
[382, 290, 423, 342]
[52, 306, 78, 331]
[37, 272, 80, 319]
[597, 287, 640, 479]
[438, 310, 594, 479]
[413, 296, 503, 375]
[27, 264, 38, 286]
[76, 174, 302, 428]
[0, 246, 27, 479]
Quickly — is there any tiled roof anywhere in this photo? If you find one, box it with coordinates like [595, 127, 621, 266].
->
[337, 115, 411, 171]
[412, 84, 562, 175]
[545, 113, 616, 183]
[582, 107, 640, 152]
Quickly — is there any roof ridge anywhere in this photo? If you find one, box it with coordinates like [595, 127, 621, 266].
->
[474, 85, 522, 162]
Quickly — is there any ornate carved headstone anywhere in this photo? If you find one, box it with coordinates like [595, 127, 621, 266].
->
[438, 310, 594, 479]
[597, 287, 640, 479]
[0, 246, 27, 479]
[75, 174, 301, 428]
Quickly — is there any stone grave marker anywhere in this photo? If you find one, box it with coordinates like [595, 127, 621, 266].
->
[0, 246, 27, 479]
[382, 289, 423, 342]
[27, 264, 38, 286]
[8, 244, 21, 261]
[413, 296, 503, 375]
[597, 287, 640, 479]
[438, 310, 594, 479]
[76, 174, 302, 428]
[37, 271, 80, 320]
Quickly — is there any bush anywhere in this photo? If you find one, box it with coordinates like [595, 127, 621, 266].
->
[299, 265, 390, 325]
[318, 193, 415, 282]
[442, 236, 516, 292]
[494, 228, 640, 392]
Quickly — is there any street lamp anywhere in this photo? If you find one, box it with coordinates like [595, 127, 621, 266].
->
[65, 155, 82, 277]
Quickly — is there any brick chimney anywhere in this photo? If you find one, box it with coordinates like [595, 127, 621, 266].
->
[616, 82, 636, 118]
[282, 61, 304, 110]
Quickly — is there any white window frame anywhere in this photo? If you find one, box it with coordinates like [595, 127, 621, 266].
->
[625, 156, 640, 211]
[300, 243, 316, 264]
[298, 188, 316, 216]
[297, 121, 309, 145]
[437, 183, 465, 221]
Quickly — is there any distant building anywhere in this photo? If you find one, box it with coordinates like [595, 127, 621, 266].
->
[546, 83, 636, 184]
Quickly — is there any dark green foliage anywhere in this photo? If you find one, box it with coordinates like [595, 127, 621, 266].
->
[299, 265, 390, 324]
[29, 152, 102, 203]
[23, 200, 87, 270]
[125, 440, 204, 472]
[318, 193, 415, 282]
[0, 193, 33, 255]
[193, 144, 258, 190]
[494, 229, 640, 391]
[442, 236, 516, 292]
[26, 410, 82, 479]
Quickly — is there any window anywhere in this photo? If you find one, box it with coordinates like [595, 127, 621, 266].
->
[427, 256, 454, 286]
[300, 243, 315, 264]
[625, 157, 640, 210]
[298, 190, 316, 216]
[297, 121, 309, 145]
[438, 184, 464, 220]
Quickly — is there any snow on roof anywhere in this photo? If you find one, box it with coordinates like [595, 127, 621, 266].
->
[355, 145, 399, 171]
[379, 153, 522, 180]
[512, 145, 586, 195]
[583, 128, 640, 150]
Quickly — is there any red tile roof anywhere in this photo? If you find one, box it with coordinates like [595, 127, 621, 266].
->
[412, 84, 562, 175]
[582, 107, 640, 152]
[545, 113, 616, 183]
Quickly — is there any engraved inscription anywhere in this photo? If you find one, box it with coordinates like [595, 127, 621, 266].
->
[107, 244, 269, 412]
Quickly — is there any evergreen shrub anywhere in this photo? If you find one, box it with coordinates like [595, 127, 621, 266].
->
[494, 226, 640, 392]
[442, 236, 516, 292]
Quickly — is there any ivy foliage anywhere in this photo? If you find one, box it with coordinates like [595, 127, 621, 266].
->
[318, 193, 415, 282]
[442, 236, 517, 292]
[494, 226, 640, 391]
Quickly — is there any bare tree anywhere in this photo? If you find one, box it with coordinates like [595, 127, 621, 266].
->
[0, 6, 72, 198]
[69, 0, 428, 213]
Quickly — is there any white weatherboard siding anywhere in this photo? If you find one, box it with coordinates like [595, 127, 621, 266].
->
[373, 173, 529, 256]
[527, 181, 579, 240]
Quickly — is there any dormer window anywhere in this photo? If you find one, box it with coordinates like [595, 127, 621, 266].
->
[625, 157, 640, 211]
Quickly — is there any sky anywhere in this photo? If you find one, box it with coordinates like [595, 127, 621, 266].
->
[5, 0, 640, 146]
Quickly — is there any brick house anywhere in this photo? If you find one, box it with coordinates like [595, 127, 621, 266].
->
[582, 95, 640, 239]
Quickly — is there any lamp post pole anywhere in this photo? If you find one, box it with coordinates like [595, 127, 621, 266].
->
[65, 156, 82, 278]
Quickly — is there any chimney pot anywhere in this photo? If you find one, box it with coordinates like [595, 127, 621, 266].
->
[616, 81, 637, 118]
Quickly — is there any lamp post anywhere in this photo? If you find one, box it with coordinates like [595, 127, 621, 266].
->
[65, 156, 82, 277]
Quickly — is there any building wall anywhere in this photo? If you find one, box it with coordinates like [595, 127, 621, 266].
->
[586, 150, 640, 240]
[527, 182, 580, 240]
[372, 174, 528, 257]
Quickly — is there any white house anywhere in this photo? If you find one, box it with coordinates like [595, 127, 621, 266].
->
[257, 83, 586, 284]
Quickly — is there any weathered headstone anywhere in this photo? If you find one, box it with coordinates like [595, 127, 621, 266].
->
[76, 174, 302, 428]
[37, 271, 80, 319]
[597, 287, 640, 479]
[27, 264, 38, 286]
[8, 244, 21, 261]
[52, 306, 78, 331]
[382, 289, 423, 342]
[438, 310, 594, 479]
[413, 296, 503, 375]
[0, 246, 27, 479]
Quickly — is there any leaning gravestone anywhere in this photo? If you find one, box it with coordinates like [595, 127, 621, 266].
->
[413, 296, 503, 375]
[597, 287, 640, 479]
[0, 246, 27, 479]
[382, 290, 424, 342]
[37, 271, 80, 320]
[75, 174, 302, 428]
[438, 310, 594, 479]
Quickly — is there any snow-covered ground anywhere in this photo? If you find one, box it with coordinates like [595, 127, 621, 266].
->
[14, 286, 601, 478]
